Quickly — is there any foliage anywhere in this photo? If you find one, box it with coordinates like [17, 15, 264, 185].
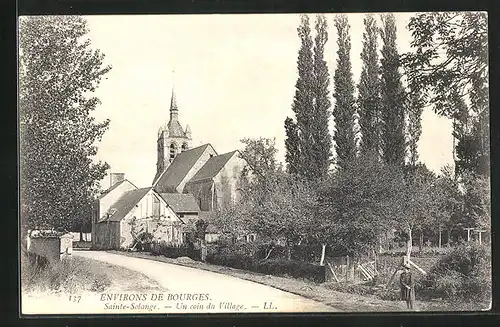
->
[403, 12, 489, 180]
[317, 152, 403, 257]
[239, 137, 279, 181]
[358, 14, 382, 156]
[206, 251, 325, 283]
[406, 88, 424, 166]
[402, 12, 488, 118]
[379, 13, 406, 167]
[286, 14, 315, 180]
[284, 117, 301, 174]
[286, 14, 332, 181]
[418, 243, 491, 303]
[150, 240, 199, 260]
[236, 138, 318, 257]
[19, 16, 111, 232]
[310, 14, 333, 179]
[332, 14, 357, 170]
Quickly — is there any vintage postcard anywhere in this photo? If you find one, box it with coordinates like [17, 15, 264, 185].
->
[19, 12, 491, 315]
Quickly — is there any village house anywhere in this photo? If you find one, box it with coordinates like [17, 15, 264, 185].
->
[91, 174, 186, 250]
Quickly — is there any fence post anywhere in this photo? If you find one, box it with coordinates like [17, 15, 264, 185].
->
[346, 255, 349, 282]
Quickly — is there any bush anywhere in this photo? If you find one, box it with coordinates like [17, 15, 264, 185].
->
[418, 243, 491, 303]
[205, 252, 325, 283]
[150, 240, 200, 260]
[430, 243, 488, 277]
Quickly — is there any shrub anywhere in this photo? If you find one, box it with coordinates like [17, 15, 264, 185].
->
[205, 252, 325, 283]
[418, 243, 491, 303]
[430, 243, 488, 277]
[150, 240, 200, 260]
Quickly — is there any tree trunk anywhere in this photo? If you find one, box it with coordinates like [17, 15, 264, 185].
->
[419, 230, 423, 254]
[406, 227, 412, 261]
[320, 244, 326, 266]
[438, 228, 442, 248]
[286, 243, 292, 261]
[447, 228, 452, 247]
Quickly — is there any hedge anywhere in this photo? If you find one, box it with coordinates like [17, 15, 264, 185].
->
[206, 252, 325, 283]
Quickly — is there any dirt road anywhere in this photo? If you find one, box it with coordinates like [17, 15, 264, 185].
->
[69, 250, 337, 314]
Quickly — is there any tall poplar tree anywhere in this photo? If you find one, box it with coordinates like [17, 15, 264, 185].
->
[332, 14, 356, 170]
[285, 14, 314, 178]
[379, 14, 406, 167]
[358, 14, 381, 157]
[311, 14, 332, 179]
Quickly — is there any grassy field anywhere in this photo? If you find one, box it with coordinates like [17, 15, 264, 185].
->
[21, 251, 166, 294]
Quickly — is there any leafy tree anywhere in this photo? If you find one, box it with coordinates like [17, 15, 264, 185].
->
[379, 13, 406, 167]
[358, 14, 381, 157]
[236, 138, 317, 259]
[397, 164, 440, 259]
[403, 12, 489, 178]
[286, 14, 315, 180]
[310, 14, 332, 179]
[238, 137, 279, 182]
[318, 152, 402, 258]
[19, 16, 111, 233]
[403, 12, 488, 118]
[332, 14, 357, 170]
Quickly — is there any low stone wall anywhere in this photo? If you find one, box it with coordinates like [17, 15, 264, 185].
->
[27, 233, 74, 263]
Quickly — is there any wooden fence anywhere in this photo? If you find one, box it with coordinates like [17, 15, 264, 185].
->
[325, 256, 378, 283]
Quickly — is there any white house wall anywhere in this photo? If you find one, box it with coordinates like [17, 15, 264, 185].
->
[119, 190, 184, 249]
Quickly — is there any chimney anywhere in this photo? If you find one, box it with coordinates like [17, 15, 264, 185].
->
[109, 173, 125, 188]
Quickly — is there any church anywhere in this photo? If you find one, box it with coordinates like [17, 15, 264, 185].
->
[91, 85, 247, 249]
[152, 86, 247, 214]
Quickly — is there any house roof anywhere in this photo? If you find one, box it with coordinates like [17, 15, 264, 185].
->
[188, 151, 238, 183]
[160, 193, 200, 213]
[153, 144, 215, 193]
[97, 179, 137, 200]
[99, 187, 150, 222]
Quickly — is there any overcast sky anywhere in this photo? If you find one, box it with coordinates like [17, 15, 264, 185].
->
[85, 13, 454, 189]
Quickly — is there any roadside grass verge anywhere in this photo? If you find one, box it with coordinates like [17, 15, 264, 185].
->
[21, 251, 165, 294]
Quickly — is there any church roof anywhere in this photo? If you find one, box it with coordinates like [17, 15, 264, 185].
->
[160, 193, 200, 213]
[99, 187, 150, 222]
[188, 151, 238, 183]
[153, 144, 214, 193]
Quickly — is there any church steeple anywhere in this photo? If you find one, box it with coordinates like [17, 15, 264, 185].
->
[155, 71, 193, 181]
[170, 72, 179, 121]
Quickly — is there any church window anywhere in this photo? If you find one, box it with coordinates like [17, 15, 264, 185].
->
[181, 143, 188, 152]
[169, 143, 177, 161]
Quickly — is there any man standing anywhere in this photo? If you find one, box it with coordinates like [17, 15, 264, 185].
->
[400, 263, 415, 310]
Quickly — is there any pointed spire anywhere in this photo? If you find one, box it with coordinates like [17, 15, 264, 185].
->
[170, 69, 178, 113]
